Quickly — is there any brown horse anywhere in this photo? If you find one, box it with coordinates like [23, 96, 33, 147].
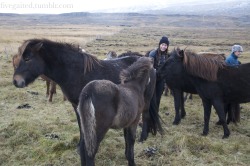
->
[78, 57, 153, 166]
[12, 54, 65, 102]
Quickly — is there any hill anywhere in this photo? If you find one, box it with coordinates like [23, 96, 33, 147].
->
[0, 12, 250, 28]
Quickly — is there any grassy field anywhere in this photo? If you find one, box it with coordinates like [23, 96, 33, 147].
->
[0, 14, 250, 166]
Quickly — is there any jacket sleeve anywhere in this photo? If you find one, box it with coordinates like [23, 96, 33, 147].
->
[149, 50, 156, 58]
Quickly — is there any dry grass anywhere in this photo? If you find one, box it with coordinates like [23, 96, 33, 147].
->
[0, 15, 250, 166]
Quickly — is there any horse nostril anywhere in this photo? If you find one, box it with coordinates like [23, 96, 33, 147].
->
[13, 80, 17, 86]
[13, 79, 25, 88]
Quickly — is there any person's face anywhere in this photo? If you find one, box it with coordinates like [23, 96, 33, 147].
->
[160, 43, 168, 52]
[234, 51, 242, 57]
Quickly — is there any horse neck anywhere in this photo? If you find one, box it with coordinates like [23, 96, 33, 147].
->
[43, 46, 84, 80]
[42, 46, 86, 104]
[124, 79, 147, 95]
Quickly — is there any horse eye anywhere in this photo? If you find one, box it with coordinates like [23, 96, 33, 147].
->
[23, 57, 30, 62]
[23, 55, 31, 62]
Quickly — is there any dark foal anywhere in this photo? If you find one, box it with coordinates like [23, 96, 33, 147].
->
[78, 57, 153, 166]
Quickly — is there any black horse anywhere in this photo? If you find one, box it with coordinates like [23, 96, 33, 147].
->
[160, 50, 227, 125]
[12, 39, 162, 155]
[78, 57, 153, 166]
[157, 48, 246, 138]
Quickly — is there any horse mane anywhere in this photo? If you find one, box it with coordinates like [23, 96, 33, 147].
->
[120, 57, 152, 84]
[182, 49, 226, 81]
[117, 51, 144, 58]
[197, 52, 226, 61]
[81, 52, 101, 75]
[19, 38, 101, 75]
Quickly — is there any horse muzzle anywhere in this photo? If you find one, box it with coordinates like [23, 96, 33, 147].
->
[13, 75, 26, 88]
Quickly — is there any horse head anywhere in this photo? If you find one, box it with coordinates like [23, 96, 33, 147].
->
[13, 39, 46, 88]
[120, 57, 153, 88]
[156, 47, 184, 80]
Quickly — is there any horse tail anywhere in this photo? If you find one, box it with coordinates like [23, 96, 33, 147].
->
[78, 91, 96, 156]
[148, 91, 164, 135]
[226, 102, 240, 124]
[147, 69, 164, 136]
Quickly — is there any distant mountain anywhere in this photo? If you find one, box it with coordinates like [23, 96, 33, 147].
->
[143, 0, 250, 17]
[0, 0, 249, 28]
[94, 0, 250, 17]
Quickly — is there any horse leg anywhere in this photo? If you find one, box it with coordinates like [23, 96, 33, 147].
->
[201, 99, 212, 136]
[49, 81, 56, 102]
[217, 103, 229, 125]
[230, 103, 240, 124]
[124, 126, 137, 166]
[81, 125, 110, 166]
[73, 106, 84, 155]
[226, 103, 232, 124]
[180, 91, 186, 119]
[212, 99, 230, 139]
[184, 93, 188, 102]
[155, 79, 165, 107]
[189, 94, 193, 100]
[164, 83, 169, 96]
[79, 138, 88, 166]
[46, 79, 50, 98]
[140, 109, 149, 142]
[172, 89, 182, 125]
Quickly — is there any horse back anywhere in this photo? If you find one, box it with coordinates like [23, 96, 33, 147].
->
[83, 80, 119, 107]
[217, 63, 250, 102]
[93, 56, 140, 84]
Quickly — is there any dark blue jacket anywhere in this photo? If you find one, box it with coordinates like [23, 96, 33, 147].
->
[149, 49, 167, 69]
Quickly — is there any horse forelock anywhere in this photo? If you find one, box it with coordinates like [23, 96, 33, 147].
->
[120, 57, 152, 83]
[18, 40, 32, 57]
[183, 50, 226, 81]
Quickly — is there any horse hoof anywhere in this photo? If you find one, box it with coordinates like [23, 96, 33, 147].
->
[202, 132, 208, 136]
[139, 134, 148, 142]
[181, 113, 186, 118]
[216, 121, 223, 125]
[222, 135, 229, 139]
[173, 121, 180, 125]
[139, 138, 145, 143]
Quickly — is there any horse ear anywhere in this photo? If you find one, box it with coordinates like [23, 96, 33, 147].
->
[34, 42, 43, 51]
[178, 49, 185, 57]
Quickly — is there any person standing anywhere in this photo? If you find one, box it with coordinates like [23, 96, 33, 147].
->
[149, 36, 170, 106]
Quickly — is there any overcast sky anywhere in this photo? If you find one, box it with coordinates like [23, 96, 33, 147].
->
[0, 0, 240, 14]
